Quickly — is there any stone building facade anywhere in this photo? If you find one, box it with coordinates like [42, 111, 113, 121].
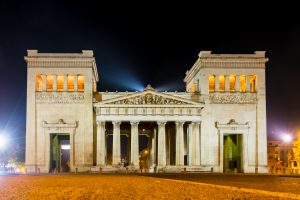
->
[25, 50, 268, 173]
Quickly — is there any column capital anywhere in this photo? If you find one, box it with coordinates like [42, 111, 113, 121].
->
[191, 121, 201, 125]
[175, 121, 185, 125]
[157, 121, 167, 126]
[97, 121, 105, 126]
[112, 121, 121, 126]
[130, 121, 139, 125]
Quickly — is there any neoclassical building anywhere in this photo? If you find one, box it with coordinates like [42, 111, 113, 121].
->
[25, 50, 268, 173]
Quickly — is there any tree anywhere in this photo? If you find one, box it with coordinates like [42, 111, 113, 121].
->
[292, 132, 300, 164]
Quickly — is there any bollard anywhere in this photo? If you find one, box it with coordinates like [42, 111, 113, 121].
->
[211, 167, 213, 173]
[37, 168, 40, 174]
[99, 167, 102, 174]
[183, 167, 186, 173]
[75, 168, 78, 174]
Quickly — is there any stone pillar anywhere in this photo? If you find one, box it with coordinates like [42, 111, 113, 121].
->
[215, 75, 219, 92]
[151, 127, 157, 166]
[192, 122, 201, 165]
[96, 121, 106, 166]
[225, 75, 230, 92]
[246, 75, 250, 92]
[130, 121, 139, 167]
[64, 74, 68, 91]
[112, 121, 121, 166]
[74, 75, 78, 91]
[236, 75, 240, 92]
[188, 123, 193, 166]
[53, 75, 57, 91]
[157, 121, 166, 167]
[42, 74, 47, 91]
[176, 122, 185, 165]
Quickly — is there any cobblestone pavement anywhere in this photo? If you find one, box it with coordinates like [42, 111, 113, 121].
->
[141, 173, 300, 195]
[0, 174, 299, 199]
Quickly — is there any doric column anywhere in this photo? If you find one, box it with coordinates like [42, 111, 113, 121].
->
[130, 121, 139, 167]
[225, 75, 230, 92]
[246, 75, 250, 92]
[64, 74, 68, 91]
[74, 75, 78, 91]
[192, 122, 201, 165]
[188, 123, 193, 166]
[236, 75, 240, 92]
[157, 121, 166, 167]
[53, 75, 57, 91]
[112, 121, 121, 166]
[215, 75, 219, 92]
[96, 121, 106, 166]
[42, 74, 47, 91]
[150, 127, 157, 166]
[175, 121, 185, 165]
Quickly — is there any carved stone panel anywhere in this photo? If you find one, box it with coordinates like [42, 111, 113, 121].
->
[110, 93, 188, 105]
[36, 92, 85, 104]
[209, 93, 257, 104]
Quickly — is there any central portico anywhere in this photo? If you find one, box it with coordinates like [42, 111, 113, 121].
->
[94, 84, 204, 172]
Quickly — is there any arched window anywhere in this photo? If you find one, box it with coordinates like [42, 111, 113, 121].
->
[57, 75, 64, 91]
[240, 75, 246, 92]
[250, 75, 257, 92]
[78, 75, 85, 92]
[46, 75, 53, 91]
[209, 75, 215, 92]
[36, 74, 43, 92]
[219, 75, 225, 92]
[67, 75, 74, 91]
[229, 75, 236, 92]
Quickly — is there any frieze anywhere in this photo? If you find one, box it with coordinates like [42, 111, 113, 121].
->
[209, 93, 257, 104]
[36, 92, 85, 104]
[109, 93, 188, 105]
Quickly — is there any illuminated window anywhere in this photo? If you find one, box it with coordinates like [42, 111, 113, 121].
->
[78, 75, 85, 92]
[209, 75, 215, 92]
[219, 75, 225, 92]
[240, 75, 246, 92]
[250, 75, 257, 92]
[229, 75, 236, 92]
[68, 75, 74, 91]
[46, 75, 53, 91]
[36, 75, 43, 92]
[57, 75, 64, 91]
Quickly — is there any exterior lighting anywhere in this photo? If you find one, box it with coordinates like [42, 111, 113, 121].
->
[282, 134, 292, 143]
[0, 134, 6, 150]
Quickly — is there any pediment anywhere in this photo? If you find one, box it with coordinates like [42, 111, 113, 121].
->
[97, 90, 201, 106]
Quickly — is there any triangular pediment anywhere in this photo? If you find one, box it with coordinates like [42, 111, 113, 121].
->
[97, 90, 201, 106]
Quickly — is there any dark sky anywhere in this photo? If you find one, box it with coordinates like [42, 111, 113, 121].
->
[0, 1, 299, 159]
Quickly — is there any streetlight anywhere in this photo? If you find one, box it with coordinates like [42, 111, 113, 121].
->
[282, 134, 292, 143]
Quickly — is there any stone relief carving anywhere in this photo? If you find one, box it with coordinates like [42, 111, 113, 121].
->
[110, 93, 188, 105]
[209, 93, 257, 104]
[36, 92, 84, 104]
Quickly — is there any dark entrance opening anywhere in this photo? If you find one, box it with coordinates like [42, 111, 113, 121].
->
[223, 134, 242, 173]
[50, 134, 70, 173]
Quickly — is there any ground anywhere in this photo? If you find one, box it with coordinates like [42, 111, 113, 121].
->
[0, 174, 300, 199]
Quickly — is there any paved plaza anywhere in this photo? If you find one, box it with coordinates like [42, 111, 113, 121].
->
[0, 174, 300, 199]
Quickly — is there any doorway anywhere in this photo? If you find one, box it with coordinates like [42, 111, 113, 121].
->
[223, 134, 242, 173]
[50, 134, 70, 173]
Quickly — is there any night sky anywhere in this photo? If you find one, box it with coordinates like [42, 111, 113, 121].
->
[0, 1, 299, 160]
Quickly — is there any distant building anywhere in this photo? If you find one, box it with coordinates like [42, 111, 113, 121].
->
[25, 50, 268, 173]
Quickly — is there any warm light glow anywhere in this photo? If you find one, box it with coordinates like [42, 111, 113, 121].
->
[209, 75, 215, 92]
[57, 75, 64, 91]
[46, 75, 53, 91]
[78, 75, 85, 92]
[282, 134, 292, 143]
[0, 134, 6, 150]
[240, 75, 246, 92]
[250, 75, 257, 92]
[68, 75, 74, 91]
[219, 75, 225, 92]
[144, 150, 148, 154]
[229, 75, 236, 92]
[36, 75, 43, 91]
[61, 144, 70, 150]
